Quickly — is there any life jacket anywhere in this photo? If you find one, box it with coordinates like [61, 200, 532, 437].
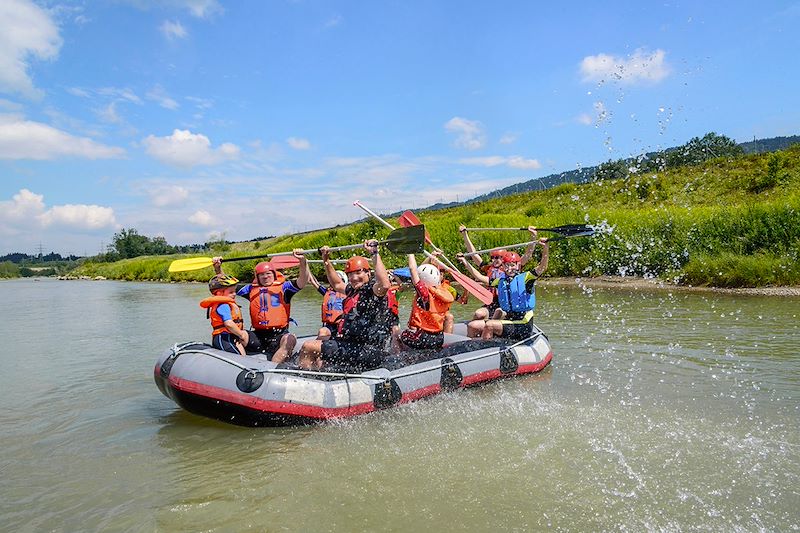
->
[248, 282, 290, 330]
[496, 273, 536, 317]
[321, 289, 345, 326]
[482, 264, 505, 280]
[337, 279, 393, 343]
[408, 284, 455, 334]
[200, 296, 243, 336]
[387, 285, 400, 323]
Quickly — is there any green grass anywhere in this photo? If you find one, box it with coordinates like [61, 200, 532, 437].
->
[71, 144, 800, 288]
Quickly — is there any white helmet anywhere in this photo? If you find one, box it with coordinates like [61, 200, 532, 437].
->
[417, 264, 441, 286]
[335, 270, 347, 284]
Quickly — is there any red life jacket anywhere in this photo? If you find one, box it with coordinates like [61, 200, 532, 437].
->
[248, 282, 290, 330]
[200, 296, 244, 336]
[321, 289, 345, 326]
[408, 284, 454, 333]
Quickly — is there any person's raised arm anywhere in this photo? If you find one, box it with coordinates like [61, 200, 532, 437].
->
[459, 224, 483, 267]
[408, 253, 420, 286]
[457, 252, 489, 285]
[321, 246, 347, 293]
[520, 226, 539, 267]
[534, 238, 549, 277]
[366, 239, 390, 297]
[294, 248, 309, 289]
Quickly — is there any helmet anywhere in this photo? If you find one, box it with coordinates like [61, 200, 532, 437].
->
[345, 256, 371, 273]
[335, 270, 347, 284]
[490, 249, 507, 259]
[254, 261, 274, 275]
[417, 264, 441, 286]
[503, 251, 522, 264]
[208, 274, 239, 292]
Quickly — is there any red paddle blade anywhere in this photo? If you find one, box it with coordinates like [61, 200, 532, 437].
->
[399, 210, 433, 246]
[267, 256, 301, 269]
[448, 268, 494, 305]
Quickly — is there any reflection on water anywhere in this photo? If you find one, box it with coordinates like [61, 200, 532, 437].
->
[1, 279, 798, 531]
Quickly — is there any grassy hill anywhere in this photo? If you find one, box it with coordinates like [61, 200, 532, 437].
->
[73, 144, 800, 288]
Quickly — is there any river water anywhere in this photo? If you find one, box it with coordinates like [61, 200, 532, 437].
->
[1, 278, 798, 531]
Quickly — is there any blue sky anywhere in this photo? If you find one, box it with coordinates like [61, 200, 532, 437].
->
[1, 0, 798, 255]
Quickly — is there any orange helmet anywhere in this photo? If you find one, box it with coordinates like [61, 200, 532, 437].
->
[503, 251, 522, 263]
[490, 249, 507, 259]
[345, 256, 371, 273]
[254, 261, 274, 275]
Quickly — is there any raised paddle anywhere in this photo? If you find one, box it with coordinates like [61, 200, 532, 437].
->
[354, 201, 495, 305]
[397, 210, 461, 272]
[464, 224, 594, 237]
[167, 225, 425, 273]
[464, 233, 594, 257]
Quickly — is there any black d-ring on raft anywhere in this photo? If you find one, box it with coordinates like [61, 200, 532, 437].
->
[499, 348, 518, 374]
[236, 370, 264, 393]
[440, 358, 463, 391]
[373, 379, 402, 409]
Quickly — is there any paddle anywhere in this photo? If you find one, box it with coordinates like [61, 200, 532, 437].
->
[464, 234, 591, 257]
[464, 224, 594, 237]
[354, 201, 495, 305]
[397, 210, 461, 272]
[168, 225, 425, 273]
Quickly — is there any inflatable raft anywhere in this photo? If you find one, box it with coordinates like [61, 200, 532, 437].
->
[154, 324, 553, 427]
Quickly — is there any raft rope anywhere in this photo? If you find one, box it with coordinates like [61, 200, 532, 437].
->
[170, 330, 545, 383]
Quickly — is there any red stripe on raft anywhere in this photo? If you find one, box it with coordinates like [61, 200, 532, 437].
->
[160, 350, 553, 422]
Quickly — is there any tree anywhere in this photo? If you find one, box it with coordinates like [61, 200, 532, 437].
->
[112, 228, 152, 259]
[593, 159, 629, 181]
[666, 132, 743, 168]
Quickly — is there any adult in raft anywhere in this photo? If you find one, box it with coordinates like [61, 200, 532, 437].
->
[458, 224, 542, 321]
[212, 249, 309, 363]
[298, 239, 394, 370]
[393, 253, 454, 350]
[464, 240, 549, 340]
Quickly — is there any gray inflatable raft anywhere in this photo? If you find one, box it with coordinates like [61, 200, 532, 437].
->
[154, 324, 553, 426]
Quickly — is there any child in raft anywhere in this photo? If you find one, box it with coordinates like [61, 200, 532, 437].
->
[307, 267, 348, 340]
[393, 253, 455, 350]
[200, 274, 251, 356]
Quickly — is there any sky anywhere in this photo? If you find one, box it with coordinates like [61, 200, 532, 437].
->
[1, 0, 799, 256]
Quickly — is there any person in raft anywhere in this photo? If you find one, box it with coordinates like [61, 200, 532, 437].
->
[306, 267, 348, 340]
[393, 253, 455, 350]
[212, 249, 309, 363]
[200, 274, 250, 356]
[466, 241, 549, 340]
[298, 239, 394, 370]
[458, 225, 542, 322]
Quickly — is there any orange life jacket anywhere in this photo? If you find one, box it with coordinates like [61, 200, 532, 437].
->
[387, 285, 400, 319]
[321, 289, 345, 326]
[408, 284, 455, 334]
[200, 296, 244, 336]
[248, 282, 290, 330]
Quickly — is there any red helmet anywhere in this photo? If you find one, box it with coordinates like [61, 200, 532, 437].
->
[254, 261, 275, 275]
[503, 251, 521, 263]
[490, 248, 507, 259]
[345, 256, 371, 273]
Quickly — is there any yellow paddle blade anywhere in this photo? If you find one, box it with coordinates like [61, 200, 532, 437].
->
[168, 256, 214, 272]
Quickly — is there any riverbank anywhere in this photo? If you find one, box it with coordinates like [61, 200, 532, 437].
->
[540, 276, 800, 296]
[69, 145, 800, 288]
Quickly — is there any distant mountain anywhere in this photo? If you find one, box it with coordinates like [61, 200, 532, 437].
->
[417, 134, 799, 213]
[739, 135, 800, 154]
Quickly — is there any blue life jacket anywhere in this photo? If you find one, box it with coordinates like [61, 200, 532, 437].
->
[496, 273, 536, 314]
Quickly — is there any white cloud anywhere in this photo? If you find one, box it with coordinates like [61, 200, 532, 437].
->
[580, 48, 670, 86]
[325, 14, 343, 27]
[38, 204, 117, 230]
[0, 188, 116, 241]
[97, 87, 141, 104]
[499, 133, 518, 145]
[146, 85, 179, 110]
[177, 0, 222, 18]
[160, 20, 188, 39]
[0, 115, 126, 159]
[576, 113, 593, 125]
[188, 209, 215, 227]
[186, 96, 213, 109]
[97, 101, 122, 124]
[150, 185, 190, 207]
[0, 0, 62, 98]
[286, 137, 311, 150]
[459, 155, 541, 170]
[142, 129, 240, 167]
[444, 117, 486, 151]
